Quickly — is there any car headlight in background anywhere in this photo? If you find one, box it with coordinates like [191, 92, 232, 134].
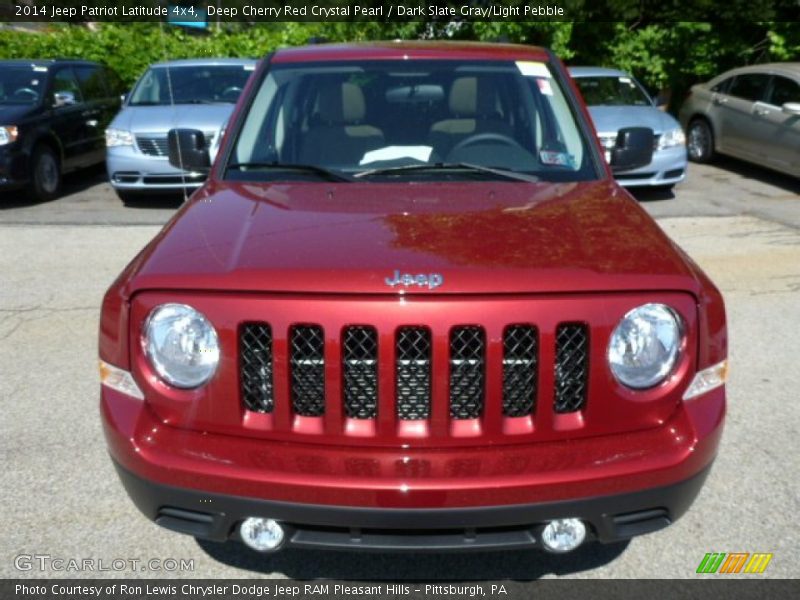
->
[105, 128, 133, 147]
[608, 303, 683, 389]
[143, 303, 219, 388]
[657, 127, 686, 150]
[0, 126, 19, 145]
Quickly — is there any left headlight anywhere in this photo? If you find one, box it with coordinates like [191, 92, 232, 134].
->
[608, 303, 683, 389]
[0, 126, 19, 146]
[105, 128, 133, 147]
[143, 303, 219, 389]
[657, 127, 686, 151]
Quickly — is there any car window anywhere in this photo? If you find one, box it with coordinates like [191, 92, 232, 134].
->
[710, 77, 734, 94]
[74, 65, 109, 101]
[51, 67, 83, 105]
[728, 74, 770, 102]
[574, 75, 652, 106]
[129, 64, 254, 106]
[229, 60, 597, 183]
[0, 66, 45, 105]
[768, 76, 800, 107]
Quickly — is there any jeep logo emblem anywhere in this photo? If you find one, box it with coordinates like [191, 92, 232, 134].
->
[385, 269, 443, 290]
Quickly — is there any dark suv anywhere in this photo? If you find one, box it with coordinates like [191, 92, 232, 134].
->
[0, 59, 122, 201]
[101, 42, 726, 556]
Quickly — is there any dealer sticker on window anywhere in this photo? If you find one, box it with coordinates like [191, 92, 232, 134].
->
[515, 61, 550, 78]
[540, 150, 575, 168]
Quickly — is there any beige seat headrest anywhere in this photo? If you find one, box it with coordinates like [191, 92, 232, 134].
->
[318, 82, 366, 124]
[449, 77, 496, 117]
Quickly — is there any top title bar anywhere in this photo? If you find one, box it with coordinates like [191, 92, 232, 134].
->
[2, 0, 799, 23]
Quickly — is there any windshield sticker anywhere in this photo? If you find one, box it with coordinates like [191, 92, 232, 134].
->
[619, 77, 632, 84]
[33, 66, 48, 72]
[515, 61, 550, 78]
[244, 65, 255, 71]
[360, 145, 433, 165]
[536, 78, 554, 95]
[540, 150, 575, 168]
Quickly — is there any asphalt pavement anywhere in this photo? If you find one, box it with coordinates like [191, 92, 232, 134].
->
[1, 157, 798, 579]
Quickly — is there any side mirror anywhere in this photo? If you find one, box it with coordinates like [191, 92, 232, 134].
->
[611, 127, 654, 172]
[168, 129, 211, 172]
[53, 91, 76, 107]
[782, 102, 800, 116]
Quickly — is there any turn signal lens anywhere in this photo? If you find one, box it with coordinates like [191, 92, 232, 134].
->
[99, 359, 144, 400]
[683, 360, 728, 400]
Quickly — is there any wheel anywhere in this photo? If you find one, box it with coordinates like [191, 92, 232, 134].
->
[27, 145, 61, 202]
[686, 119, 714, 163]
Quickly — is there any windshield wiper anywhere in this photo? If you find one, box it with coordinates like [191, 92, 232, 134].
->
[354, 162, 539, 183]
[227, 162, 354, 182]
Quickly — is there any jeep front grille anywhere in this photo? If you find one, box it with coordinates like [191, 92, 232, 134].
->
[342, 326, 378, 419]
[290, 325, 325, 417]
[502, 325, 538, 417]
[449, 326, 485, 419]
[396, 327, 431, 420]
[240, 323, 274, 413]
[554, 324, 589, 413]
[238, 320, 589, 430]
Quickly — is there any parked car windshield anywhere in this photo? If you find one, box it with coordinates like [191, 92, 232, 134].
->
[0, 65, 45, 105]
[575, 75, 652, 107]
[129, 64, 253, 106]
[227, 59, 598, 183]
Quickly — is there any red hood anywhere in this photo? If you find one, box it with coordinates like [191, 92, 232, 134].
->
[125, 179, 699, 296]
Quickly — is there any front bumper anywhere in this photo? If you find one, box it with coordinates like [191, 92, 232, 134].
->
[0, 145, 30, 189]
[106, 146, 205, 192]
[102, 383, 724, 550]
[613, 146, 688, 188]
[114, 459, 713, 551]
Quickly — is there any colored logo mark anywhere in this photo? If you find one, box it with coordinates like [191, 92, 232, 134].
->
[697, 552, 773, 574]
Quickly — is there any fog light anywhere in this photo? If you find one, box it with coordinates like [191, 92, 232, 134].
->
[541, 518, 586, 553]
[239, 518, 285, 552]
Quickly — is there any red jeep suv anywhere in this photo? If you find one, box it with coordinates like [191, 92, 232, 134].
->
[100, 42, 726, 555]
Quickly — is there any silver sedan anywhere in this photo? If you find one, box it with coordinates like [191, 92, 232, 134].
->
[679, 63, 800, 178]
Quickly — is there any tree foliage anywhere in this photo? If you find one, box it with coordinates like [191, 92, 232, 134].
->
[0, 18, 797, 111]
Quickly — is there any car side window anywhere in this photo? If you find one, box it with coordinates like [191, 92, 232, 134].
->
[75, 65, 109, 101]
[710, 77, 734, 94]
[51, 67, 83, 106]
[727, 74, 770, 102]
[768, 76, 800, 107]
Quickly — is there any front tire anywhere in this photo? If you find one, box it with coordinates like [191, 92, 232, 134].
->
[27, 145, 61, 202]
[687, 119, 715, 163]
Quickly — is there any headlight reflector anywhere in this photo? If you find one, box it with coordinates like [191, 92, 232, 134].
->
[143, 303, 219, 388]
[105, 128, 133, 147]
[657, 127, 686, 150]
[0, 126, 19, 145]
[608, 303, 682, 389]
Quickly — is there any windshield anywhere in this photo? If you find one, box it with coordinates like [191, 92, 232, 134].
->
[129, 64, 253, 106]
[227, 59, 598, 183]
[574, 75, 652, 107]
[0, 66, 46, 105]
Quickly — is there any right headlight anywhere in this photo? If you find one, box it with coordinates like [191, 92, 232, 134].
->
[657, 127, 686, 151]
[105, 128, 133, 147]
[608, 303, 683, 389]
[143, 303, 219, 389]
[0, 126, 19, 146]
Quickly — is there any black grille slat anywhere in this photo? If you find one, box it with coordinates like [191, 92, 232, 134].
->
[290, 325, 325, 417]
[136, 135, 168, 157]
[343, 327, 378, 419]
[240, 323, 274, 413]
[449, 326, 485, 419]
[396, 327, 431, 420]
[503, 326, 538, 417]
[554, 324, 589, 413]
